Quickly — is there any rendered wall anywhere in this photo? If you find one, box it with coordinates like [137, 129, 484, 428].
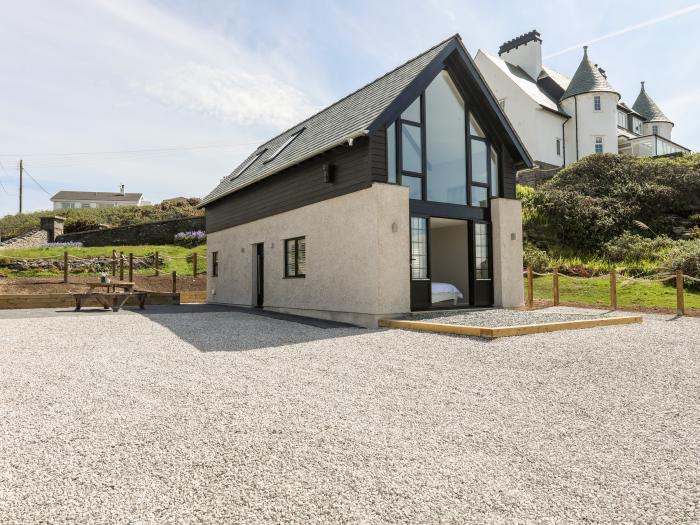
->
[206, 183, 410, 327]
[562, 92, 619, 164]
[490, 198, 524, 308]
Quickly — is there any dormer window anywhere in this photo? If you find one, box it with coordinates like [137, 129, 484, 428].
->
[264, 129, 304, 164]
[593, 96, 601, 111]
[617, 111, 627, 128]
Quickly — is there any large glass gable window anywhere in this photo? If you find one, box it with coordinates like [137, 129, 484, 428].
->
[426, 70, 466, 204]
[385, 69, 500, 207]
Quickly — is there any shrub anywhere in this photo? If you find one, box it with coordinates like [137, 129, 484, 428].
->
[529, 153, 700, 251]
[174, 230, 206, 248]
[523, 243, 549, 272]
[689, 213, 700, 225]
[602, 232, 673, 262]
[662, 239, 700, 289]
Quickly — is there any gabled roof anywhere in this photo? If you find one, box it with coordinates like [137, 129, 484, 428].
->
[477, 51, 561, 113]
[560, 46, 619, 101]
[51, 191, 142, 202]
[201, 35, 532, 207]
[632, 82, 671, 123]
[200, 36, 456, 207]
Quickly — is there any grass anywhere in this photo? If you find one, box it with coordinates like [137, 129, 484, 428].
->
[526, 274, 700, 311]
[0, 244, 207, 277]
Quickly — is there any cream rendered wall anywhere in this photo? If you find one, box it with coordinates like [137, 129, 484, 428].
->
[206, 183, 410, 327]
[562, 92, 619, 164]
[643, 121, 673, 140]
[474, 52, 565, 167]
[490, 198, 524, 308]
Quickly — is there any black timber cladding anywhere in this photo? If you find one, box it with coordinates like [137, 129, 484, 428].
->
[205, 139, 370, 234]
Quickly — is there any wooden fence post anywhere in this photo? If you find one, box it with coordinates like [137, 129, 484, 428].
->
[111, 249, 116, 277]
[676, 269, 685, 316]
[119, 252, 124, 281]
[192, 252, 197, 277]
[128, 253, 134, 282]
[527, 265, 533, 309]
[172, 271, 177, 293]
[63, 251, 68, 284]
[553, 268, 560, 306]
[154, 250, 159, 276]
[610, 269, 617, 310]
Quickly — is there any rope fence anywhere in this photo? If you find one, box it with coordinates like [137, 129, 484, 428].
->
[524, 265, 696, 316]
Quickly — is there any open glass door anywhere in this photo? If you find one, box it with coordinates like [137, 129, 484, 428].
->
[410, 216, 431, 310]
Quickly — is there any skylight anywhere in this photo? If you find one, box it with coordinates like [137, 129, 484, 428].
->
[264, 129, 304, 164]
[231, 149, 265, 181]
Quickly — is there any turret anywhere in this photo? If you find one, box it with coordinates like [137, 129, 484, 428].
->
[632, 82, 673, 139]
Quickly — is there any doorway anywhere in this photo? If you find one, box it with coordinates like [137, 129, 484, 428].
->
[429, 218, 469, 307]
[254, 243, 264, 307]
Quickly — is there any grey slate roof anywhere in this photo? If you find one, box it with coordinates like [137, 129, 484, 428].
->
[200, 36, 457, 207]
[632, 82, 671, 123]
[51, 191, 142, 202]
[560, 46, 619, 100]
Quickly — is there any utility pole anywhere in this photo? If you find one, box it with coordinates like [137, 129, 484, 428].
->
[19, 159, 23, 213]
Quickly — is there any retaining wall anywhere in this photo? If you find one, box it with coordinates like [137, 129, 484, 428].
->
[56, 216, 205, 246]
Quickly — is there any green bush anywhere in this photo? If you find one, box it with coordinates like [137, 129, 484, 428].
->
[0, 199, 203, 240]
[663, 239, 700, 280]
[602, 232, 673, 262]
[523, 243, 549, 272]
[529, 153, 700, 251]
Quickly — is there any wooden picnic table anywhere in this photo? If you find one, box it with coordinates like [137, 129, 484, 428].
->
[74, 281, 146, 312]
[86, 281, 135, 293]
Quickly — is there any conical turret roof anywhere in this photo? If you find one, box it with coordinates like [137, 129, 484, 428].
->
[560, 46, 619, 100]
[632, 82, 671, 123]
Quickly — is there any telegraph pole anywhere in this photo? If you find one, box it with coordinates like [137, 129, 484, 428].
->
[19, 159, 23, 213]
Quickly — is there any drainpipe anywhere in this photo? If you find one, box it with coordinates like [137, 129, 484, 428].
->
[561, 120, 566, 166]
[574, 96, 579, 161]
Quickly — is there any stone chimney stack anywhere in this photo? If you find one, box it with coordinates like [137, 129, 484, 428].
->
[498, 30, 542, 81]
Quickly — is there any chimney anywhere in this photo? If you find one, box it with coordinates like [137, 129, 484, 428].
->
[119, 184, 125, 195]
[498, 30, 542, 81]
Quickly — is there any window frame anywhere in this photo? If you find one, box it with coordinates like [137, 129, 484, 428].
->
[652, 125, 659, 135]
[396, 93, 426, 200]
[284, 236, 306, 278]
[473, 221, 491, 281]
[468, 113, 491, 208]
[593, 95, 601, 112]
[594, 136, 604, 153]
[211, 251, 219, 277]
[232, 149, 266, 181]
[264, 129, 304, 164]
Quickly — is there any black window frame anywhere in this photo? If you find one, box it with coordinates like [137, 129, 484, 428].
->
[211, 251, 219, 277]
[384, 69, 501, 209]
[284, 236, 306, 278]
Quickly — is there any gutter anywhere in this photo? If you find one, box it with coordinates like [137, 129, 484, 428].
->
[199, 129, 369, 208]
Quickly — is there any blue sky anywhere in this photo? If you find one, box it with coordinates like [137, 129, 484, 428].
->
[1, 0, 698, 216]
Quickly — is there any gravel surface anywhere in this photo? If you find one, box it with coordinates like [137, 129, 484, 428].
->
[1, 305, 698, 523]
[407, 307, 632, 327]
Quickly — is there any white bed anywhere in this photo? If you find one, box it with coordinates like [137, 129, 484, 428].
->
[431, 282, 464, 305]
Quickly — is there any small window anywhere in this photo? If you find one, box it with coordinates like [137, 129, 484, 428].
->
[469, 114, 485, 138]
[81, 203, 91, 208]
[265, 129, 304, 163]
[474, 223, 490, 280]
[211, 251, 218, 277]
[232, 149, 265, 181]
[490, 146, 499, 197]
[594, 95, 601, 111]
[387, 122, 397, 183]
[617, 111, 627, 128]
[556, 138, 561, 156]
[633, 117, 643, 135]
[595, 136, 603, 153]
[401, 98, 421, 123]
[401, 123, 422, 173]
[284, 237, 306, 278]
[652, 125, 658, 135]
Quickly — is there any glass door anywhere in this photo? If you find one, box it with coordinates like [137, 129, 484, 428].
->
[469, 221, 493, 306]
[410, 216, 431, 310]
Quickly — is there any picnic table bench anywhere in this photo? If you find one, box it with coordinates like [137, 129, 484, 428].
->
[73, 281, 148, 312]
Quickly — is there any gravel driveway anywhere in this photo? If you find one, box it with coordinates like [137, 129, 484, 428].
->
[1, 305, 698, 523]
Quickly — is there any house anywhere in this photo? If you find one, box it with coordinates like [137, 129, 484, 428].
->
[200, 34, 532, 327]
[50, 186, 145, 209]
[474, 30, 690, 175]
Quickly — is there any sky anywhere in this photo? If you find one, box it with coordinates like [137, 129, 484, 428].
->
[1, 0, 698, 216]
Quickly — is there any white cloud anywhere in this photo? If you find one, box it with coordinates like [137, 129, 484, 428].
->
[141, 63, 317, 128]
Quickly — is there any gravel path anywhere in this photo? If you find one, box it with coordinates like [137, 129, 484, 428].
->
[1, 306, 698, 523]
[406, 306, 633, 327]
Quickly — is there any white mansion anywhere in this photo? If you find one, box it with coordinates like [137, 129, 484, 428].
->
[475, 30, 690, 171]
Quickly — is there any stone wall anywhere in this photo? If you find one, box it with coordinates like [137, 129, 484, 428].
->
[56, 216, 205, 247]
[0, 230, 48, 250]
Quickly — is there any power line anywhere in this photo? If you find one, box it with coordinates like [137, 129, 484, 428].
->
[0, 160, 11, 195]
[0, 141, 263, 158]
[20, 166, 52, 196]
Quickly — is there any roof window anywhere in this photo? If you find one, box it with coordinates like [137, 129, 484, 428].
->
[231, 149, 266, 181]
[264, 129, 304, 164]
